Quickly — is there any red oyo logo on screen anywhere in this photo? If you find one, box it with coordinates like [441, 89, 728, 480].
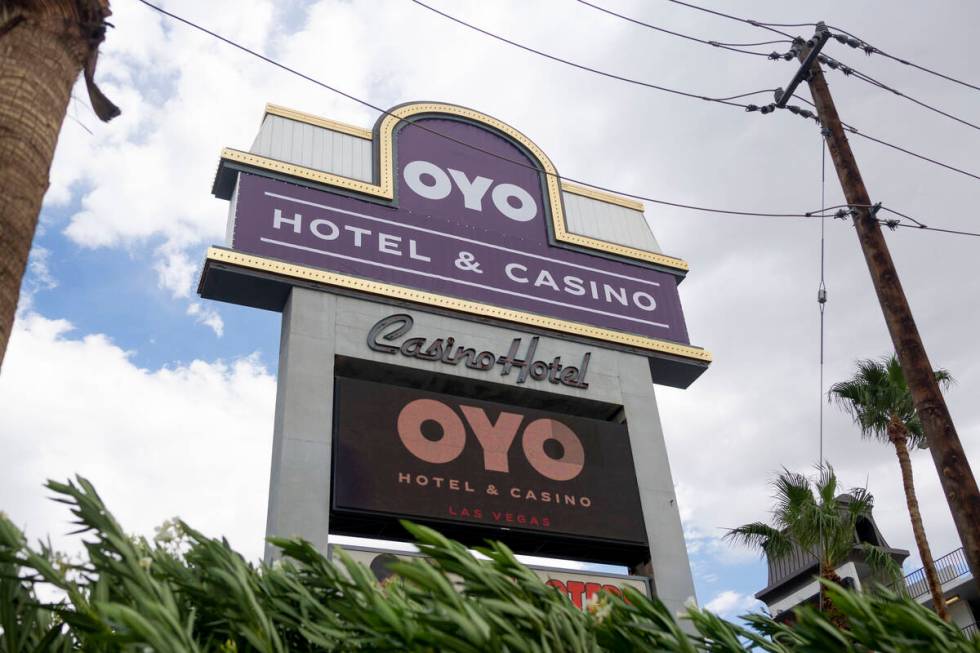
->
[396, 399, 584, 481]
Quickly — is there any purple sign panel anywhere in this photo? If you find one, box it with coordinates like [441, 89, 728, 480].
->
[231, 118, 689, 344]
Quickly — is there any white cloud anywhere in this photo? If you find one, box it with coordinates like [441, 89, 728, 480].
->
[186, 302, 225, 337]
[16, 246, 60, 317]
[26, 246, 58, 292]
[155, 246, 198, 298]
[0, 312, 275, 560]
[704, 590, 764, 618]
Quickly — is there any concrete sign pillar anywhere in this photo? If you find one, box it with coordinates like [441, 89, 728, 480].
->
[263, 287, 696, 613]
[263, 289, 336, 561]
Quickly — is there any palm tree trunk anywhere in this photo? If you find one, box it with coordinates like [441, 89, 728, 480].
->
[890, 421, 949, 621]
[818, 562, 849, 630]
[0, 0, 111, 366]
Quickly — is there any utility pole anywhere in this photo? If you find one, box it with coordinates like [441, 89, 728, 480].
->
[782, 26, 980, 597]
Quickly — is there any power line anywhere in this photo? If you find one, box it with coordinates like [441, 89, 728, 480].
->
[801, 202, 977, 240]
[715, 88, 782, 101]
[796, 24, 980, 93]
[662, 0, 795, 39]
[820, 26, 980, 93]
[818, 54, 980, 133]
[574, 0, 791, 57]
[410, 0, 766, 109]
[136, 0, 978, 240]
[878, 206, 980, 238]
[742, 5, 980, 92]
[133, 0, 828, 222]
[776, 96, 980, 183]
[847, 129, 980, 183]
[883, 222, 980, 238]
[662, 0, 980, 93]
[877, 205, 926, 229]
[415, 0, 980, 185]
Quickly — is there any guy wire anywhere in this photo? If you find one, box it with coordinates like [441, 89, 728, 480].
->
[818, 132, 828, 612]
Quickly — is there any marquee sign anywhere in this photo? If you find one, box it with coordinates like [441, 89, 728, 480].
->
[205, 102, 711, 376]
[199, 101, 701, 604]
[332, 377, 646, 545]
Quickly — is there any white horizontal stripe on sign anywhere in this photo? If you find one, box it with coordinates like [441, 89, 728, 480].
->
[264, 191, 661, 287]
[258, 237, 671, 330]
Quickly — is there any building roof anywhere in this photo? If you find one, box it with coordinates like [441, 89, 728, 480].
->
[754, 494, 909, 604]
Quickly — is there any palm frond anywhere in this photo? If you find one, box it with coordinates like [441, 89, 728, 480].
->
[934, 368, 954, 389]
[724, 522, 794, 561]
[829, 355, 957, 452]
[857, 542, 903, 587]
[816, 465, 839, 507]
[828, 359, 892, 441]
[844, 487, 875, 518]
[771, 469, 814, 531]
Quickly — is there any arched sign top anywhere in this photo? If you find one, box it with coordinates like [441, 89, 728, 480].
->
[376, 103, 564, 234]
[391, 117, 552, 255]
[218, 101, 687, 272]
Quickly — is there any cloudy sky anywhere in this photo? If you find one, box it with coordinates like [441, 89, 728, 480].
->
[2, 0, 978, 619]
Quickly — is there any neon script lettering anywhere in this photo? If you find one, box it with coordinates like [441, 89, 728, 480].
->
[367, 314, 590, 389]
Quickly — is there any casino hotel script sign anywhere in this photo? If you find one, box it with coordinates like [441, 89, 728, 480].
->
[333, 378, 647, 545]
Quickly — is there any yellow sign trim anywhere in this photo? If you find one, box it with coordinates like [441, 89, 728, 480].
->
[560, 181, 644, 212]
[222, 147, 385, 198]
[206, 247, 712, 363]
[234, 102, 689, 272]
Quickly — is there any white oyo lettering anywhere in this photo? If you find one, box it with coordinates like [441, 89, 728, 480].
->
[403, 160, 452, 200]
[447, 168, 493, 210]
[492, 183, 536, 222]
[402, 160, 538, 223]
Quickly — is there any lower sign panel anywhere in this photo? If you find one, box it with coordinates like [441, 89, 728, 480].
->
[335, 545, 651, 610]
[332, 377, 647, 545]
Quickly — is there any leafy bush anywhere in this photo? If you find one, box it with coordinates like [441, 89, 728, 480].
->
[0, 477, 976, 651]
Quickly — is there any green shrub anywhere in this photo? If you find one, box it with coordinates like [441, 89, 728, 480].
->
[0, 477, 976, 651]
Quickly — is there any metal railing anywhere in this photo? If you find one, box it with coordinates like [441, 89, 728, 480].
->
[962, 622, 978, 639]
[900, 547, 971, 600]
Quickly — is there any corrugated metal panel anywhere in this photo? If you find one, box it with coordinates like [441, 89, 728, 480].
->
[250, 114, 372, 182]
[561, 192, 661, 254]
[767, 543, 818, 585]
